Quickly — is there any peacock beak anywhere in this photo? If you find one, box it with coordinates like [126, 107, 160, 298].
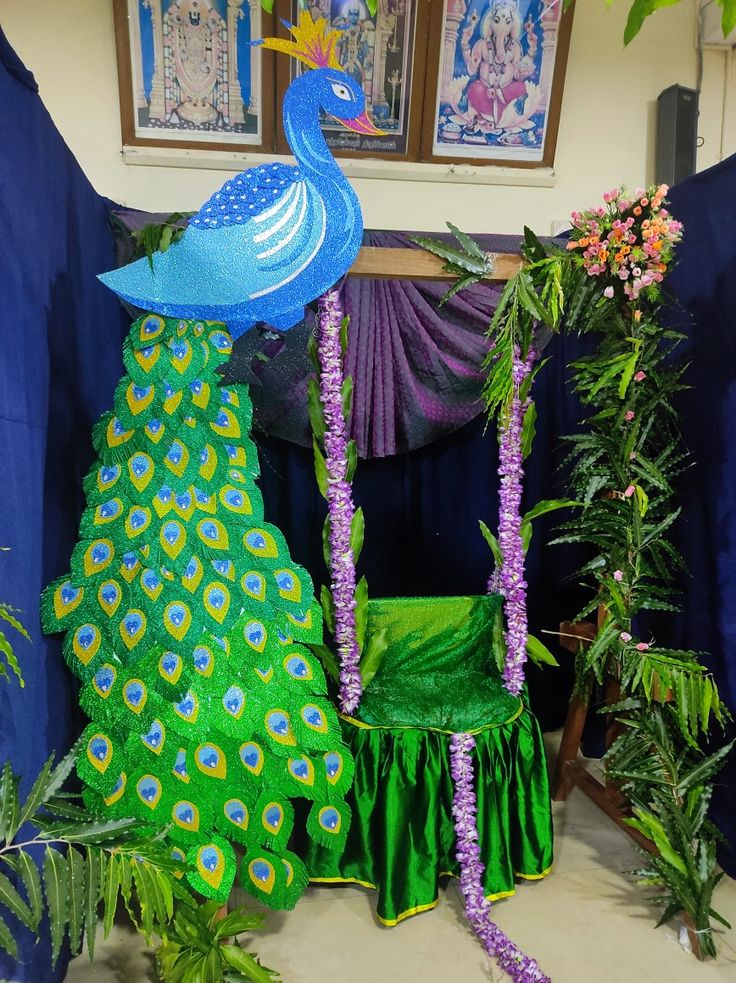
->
[336, 110, 386, 136]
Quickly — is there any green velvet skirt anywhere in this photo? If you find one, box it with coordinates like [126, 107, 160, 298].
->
[302, 595, 554, 925]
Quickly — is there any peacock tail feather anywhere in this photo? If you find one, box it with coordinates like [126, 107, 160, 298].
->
[42, 313, 352, 908]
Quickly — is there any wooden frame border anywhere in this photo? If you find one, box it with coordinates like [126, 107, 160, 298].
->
[419, 0, 575, 169]
[275, 0, 432, 162]
[112, 0, 277, 154]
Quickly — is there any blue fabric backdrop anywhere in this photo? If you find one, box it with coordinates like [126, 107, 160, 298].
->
[0, 29, 127, 981]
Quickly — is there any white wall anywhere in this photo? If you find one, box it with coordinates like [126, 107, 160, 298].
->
[1, 0, 734, 234]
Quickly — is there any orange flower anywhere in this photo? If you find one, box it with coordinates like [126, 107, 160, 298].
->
[579, 237, 590, 247]
[621, 245, 631, 255]
[641, 197, 649, 206]
[599, 249, 609, 262]
[633, 310, 642, 322]
[633, 206, 642, 216]
[614, 251, 624, 262]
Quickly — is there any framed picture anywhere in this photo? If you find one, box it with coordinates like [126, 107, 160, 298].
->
[112, 0, 276, 152]
[276, 0, 431, 160]
[421, 0, 574, 167]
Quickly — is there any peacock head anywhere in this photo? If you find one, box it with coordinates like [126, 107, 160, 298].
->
[258, 10, 384, 136]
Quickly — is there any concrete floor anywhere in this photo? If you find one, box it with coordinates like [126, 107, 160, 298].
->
[65, 739, 736, 983]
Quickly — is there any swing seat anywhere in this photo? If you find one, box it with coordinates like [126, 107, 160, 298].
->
[302, 594, 554, 925]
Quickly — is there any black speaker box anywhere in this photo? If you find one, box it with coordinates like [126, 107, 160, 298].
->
[655, 84, 699, 187]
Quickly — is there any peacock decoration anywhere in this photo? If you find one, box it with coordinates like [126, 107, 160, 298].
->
[42, 12, 378, 909]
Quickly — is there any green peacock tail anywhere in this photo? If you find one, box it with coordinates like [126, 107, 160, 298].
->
[41, 313, 353, 908]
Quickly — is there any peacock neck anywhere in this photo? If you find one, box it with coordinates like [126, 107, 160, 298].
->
[282, 83, 345, 187]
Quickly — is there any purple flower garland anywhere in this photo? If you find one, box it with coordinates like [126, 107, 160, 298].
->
[316, 288, 363, 714]
[450, 733, 550, 982]
[493, 345, 536, 696]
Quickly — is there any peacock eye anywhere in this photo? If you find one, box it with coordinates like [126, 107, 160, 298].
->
[330, 82, 352, 102]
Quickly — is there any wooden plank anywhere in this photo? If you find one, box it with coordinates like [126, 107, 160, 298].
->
[552, 694, 588, 801]
[349, 246, 521, 282]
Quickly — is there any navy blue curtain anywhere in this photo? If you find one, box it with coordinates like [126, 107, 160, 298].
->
[665, 157, 736, 874]
[0, 30, 127, 981]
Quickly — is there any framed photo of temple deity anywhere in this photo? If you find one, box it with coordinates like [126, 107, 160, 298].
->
[275, 0, 431, 160]
[112, 0, 277, 153]
[421, 0, 574, 168]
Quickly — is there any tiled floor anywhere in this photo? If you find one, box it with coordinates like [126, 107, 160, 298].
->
[65, 741, 736, 983]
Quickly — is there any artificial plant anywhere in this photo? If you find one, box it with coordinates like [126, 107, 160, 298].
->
[563, 0, 736, 44]
[438, 186, 732, 956]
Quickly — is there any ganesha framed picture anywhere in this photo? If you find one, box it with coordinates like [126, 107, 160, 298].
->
[112, 0, 276, 153]
[422, 0, 574, 167]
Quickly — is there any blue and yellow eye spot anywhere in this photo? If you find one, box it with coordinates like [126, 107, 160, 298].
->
[241, 572, 265, 602]
[119, 610, 147, 650]
[134, 343, 160, 375]
[288, 757, 315, 787]
[163, 388, 183, 416]
[53, 580, 84, 620]
[220, 388, 240, 407]
[284, 654, 313, 681]
[140, 568, 163, 601]
[210, 407, 241, 440]
[173, 748, 189, 783]
[125, 507, 151, 538]
[169, 338, 193, 374]
[119, 551, 141, 583]
[97, 464, 120, 492]
[126, 382, 154, 418]
[160, 519, 186, 560]
[324, 752, 344, 785]
[192, 645, 214, 677]
[208, 329, 232, 355]
[92, 664, 116, 699]
[243, 528, 278, 558]
[123, 679, 147, 715]
[248, 858, 275, 895]
[94, 498, 123, 526]
[195, 743, 227, 779]
[73, 624, 100, 666]
[173, 800, 200, 831]
[170, 846, 186, 878]
[174, 690, 199, 723]
[190, 379, 211, 408]
[164, 440, 189, 477]
[274, 569, 302, 603]
[128, 454, 154, 494]
[222, 685, 245, 719]
[265, 710, 296, 746]
[301, 704, 328, 734]
[136, 774, 162, 810]
[181, 555, 203, 593]
[224, 799, 248, 829]
[159, 651, 182, 684]
[203, 582, 230, 624]
[103, 772, 126, 806]
[83, 539, 114, 577]
[139, 314, 165, 343]
[196, 844, 226, 891]
[198, 443, 218, 481]
[97, 580, 121, 615]
[219, 485, 251, 515]
[282, 858, 294, 887]
[243, 621, 267, 653]
[254, 666, 274, 684]
[172, 489, 195, 520]
[87, 733, 113, 773]
[106, 417, 133, 448]
[288, 608, 314, 631]
[225, 443, 246, 466]
[141, 719, 165, 754]
[164, 601, 192, 641]
[239, 742, 264, 776]
[261, 802, 284, 836]
[318, 806, 342, 834]
[197, 518, 229, 551]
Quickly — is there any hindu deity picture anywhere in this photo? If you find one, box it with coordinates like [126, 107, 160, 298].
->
[119, 0, 265, 145]
[290, 0, 419, 156]
[431, 0, 568, 163]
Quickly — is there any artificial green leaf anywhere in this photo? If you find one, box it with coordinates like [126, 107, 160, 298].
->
[159, 225, 173, 253]
[516, 269, 552, 325]
[214, 908, 265, 940]
[0, 632, 24, 686]
[12, 850, 43, 932]
[322, 516, 331, 574]
[102, 853, 119, 939]
[0, 867, 36, 931]
[17, 753, 55, 830]
[0, 605, 30, 640]
[341, 376, 354, 422]
[618, 352, 639, 398]
[346, 439, 358, 482]
[67, 846, 85, 955]
[85, 847, 101, 962]
[306, 378, 326, 442]
[521, 401, 537, 461]
[44, 846, 69, 965]
[354, 575, 369, 652]
[491, 606, 506, 673]
[349, 507, 365, 562]
[359, 628, 389, 688]
[447, 222, 487, 261]
[340, 316, 350, 356]
[478, 520, 502, 570]
[312, 437, 329, 499]
[526, 634, 560, 667]
[221, 944, 279, 983]
[0, 762, 19, 843]
[309, 643, 339, 682]
[320, 585, 335, 637]
[0, 912, 17, 958]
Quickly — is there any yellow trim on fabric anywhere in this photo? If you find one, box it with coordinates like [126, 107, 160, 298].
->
[307, 865, 553, 925]
[338, 700, 524, 735]
[310, 875, 377, 890]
